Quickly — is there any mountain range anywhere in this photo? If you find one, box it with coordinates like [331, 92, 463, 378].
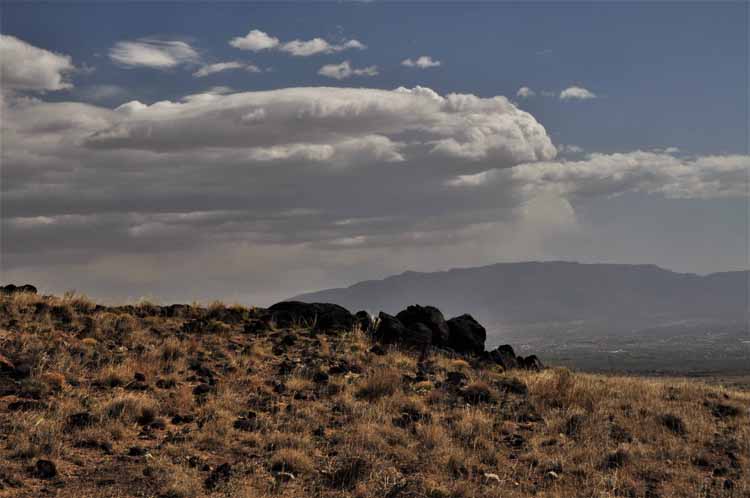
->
[293, 262, 749, 371]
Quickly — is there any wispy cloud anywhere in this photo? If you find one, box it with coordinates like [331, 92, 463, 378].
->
[401, 56, 441, 68]
[193, 61, 261, 77]
[516, 86, 535, 98]
[318, 60, 378, 79]
[109, 39, 200, 69]
[77, 84, 128, 102]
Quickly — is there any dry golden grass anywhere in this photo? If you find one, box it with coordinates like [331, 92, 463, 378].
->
[0, 291, 748, 498]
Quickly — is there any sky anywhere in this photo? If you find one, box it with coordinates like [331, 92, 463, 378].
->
[1, 2, 748, 305]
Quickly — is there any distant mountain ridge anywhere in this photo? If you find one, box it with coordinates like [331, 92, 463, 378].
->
[291, 262, 748, 337]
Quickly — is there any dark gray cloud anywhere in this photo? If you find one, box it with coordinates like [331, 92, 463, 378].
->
[2, 38, 747, 305]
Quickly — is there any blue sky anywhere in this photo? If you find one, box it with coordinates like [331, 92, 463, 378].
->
[1, 2, 747, 303]
[4, 2, 746, 154]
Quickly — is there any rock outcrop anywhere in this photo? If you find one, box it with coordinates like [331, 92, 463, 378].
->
[268, 301, 354, 332]
[369, 304, 541, 370]
[485, 344, 543, 371]
[1, 284, 37, 295]
[373, 312, 431, 348]
[396, 305, 450, 347]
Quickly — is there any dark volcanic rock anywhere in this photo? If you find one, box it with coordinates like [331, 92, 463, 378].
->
[1, 284, 37, 295]
[205, 463, 232, 490]
[67, 411, 96, 429]
[243, 319, 269, 334]
[497, 377, 528, 396]
[8, 399, 47, 411]
[660, 413, 687, 435]
[171, 414, 195, 425]
[518, 355, 544, 371]
[354, 310, 373, 333]
[446, 314, 486, 354]
[374, 312, 431, 348]
[445, 371, 468, 386]
[392, 405, 431, 428]
[368, 344, 386, 355]
[181, 319, 208, 334]
[268, 301, 354, 331]
[396, 305, 450, 347]
[12, 361, 33, 380]
[206, 306, 248, 324]
[603, 449, 629, 470]
[564, 414, 587, 438]
[373, 312, 407, 344]
[233, 412, 259, 431]
[485, 345, 543, 371]
[193, 383, 213, 396]
[0, 354, 16, 376]
[128, 446, 147, 456]
[704, 401, 742, 419]
[34, 459, 56, 479]
[312, 371, 330, 384]
[73, 438, 112, 454]
[487, 345, 520, 370]
[162, 304, 193, 318]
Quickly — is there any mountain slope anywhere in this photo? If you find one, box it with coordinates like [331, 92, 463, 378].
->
[292, 262, 749, 367]
[294, 261, 747, 324]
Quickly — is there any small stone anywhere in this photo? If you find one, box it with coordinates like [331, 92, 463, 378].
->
[233, 417, 259, 432]
[149, 419, 166, 430]
[128, 446, 147, 456]
[312, 371, 329, 384]
[156, 378, 177, 389]
[204, 463, 232, 490]
[368, 344, 386, 356]
[171, 414, 195, 424]
[445, 371, 468, 385]
[34, 460, 56, 479]
[67, 411, 95, 429]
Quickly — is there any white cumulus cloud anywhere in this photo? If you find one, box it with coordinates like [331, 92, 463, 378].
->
[281, 38, 365, 56]
[0, 35, 76, 91]
[559, 86, 597, 100]
[229, 29, 280, 51]
[230, 28, 365, 56]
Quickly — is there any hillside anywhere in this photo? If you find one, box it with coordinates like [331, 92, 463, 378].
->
[293, 262, 750, 372]
[0, 290, 748, 498]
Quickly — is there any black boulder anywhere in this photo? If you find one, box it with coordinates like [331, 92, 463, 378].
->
[446, 314, 486, 354]
[396, 305, 450, 347]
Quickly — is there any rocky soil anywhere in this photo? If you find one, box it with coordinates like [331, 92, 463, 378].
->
[0, 287, 748, 497]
